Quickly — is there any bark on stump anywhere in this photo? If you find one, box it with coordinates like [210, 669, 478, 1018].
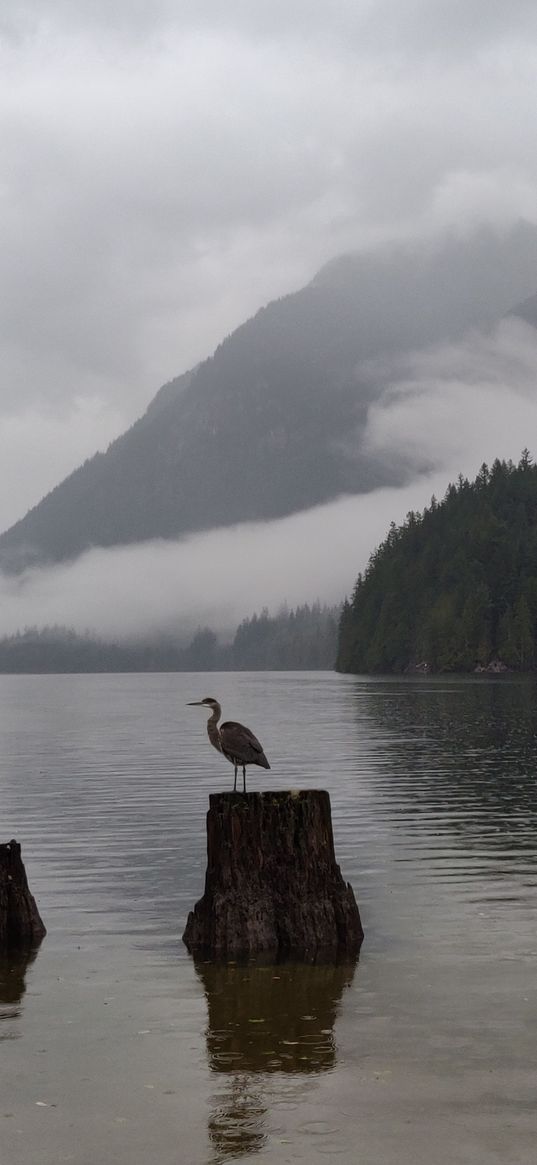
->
[0, 840, 46, 950]
[183, 790, 363, 961]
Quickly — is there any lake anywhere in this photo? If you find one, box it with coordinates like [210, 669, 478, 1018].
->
[1, 671, 536, 1164]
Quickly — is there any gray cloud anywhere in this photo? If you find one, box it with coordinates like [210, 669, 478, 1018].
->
[2, 1, 537, 532]
[5, 2, 537, 54]
[363, 318, 537, 473]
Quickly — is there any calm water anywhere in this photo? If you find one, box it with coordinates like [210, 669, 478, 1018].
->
[1, 672, 536, 1164]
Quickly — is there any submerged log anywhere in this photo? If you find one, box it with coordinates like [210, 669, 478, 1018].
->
[183, 790, 363, 961]
[0, 840, 46, 950]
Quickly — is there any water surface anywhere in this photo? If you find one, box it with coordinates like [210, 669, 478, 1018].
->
[1, 672, 536, 1163]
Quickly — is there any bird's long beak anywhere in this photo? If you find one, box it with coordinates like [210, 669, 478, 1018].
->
[187, 701, 204, 706]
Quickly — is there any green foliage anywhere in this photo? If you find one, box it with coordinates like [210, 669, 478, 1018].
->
[337, 454, 537, 674]
[231, 603, 339, 670]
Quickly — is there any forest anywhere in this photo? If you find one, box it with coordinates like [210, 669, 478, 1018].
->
[0, 602, 339, 673]
[337, 453, 537, 674]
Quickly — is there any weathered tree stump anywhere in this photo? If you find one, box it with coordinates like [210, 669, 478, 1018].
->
[183, 790, 363, 961]
[0, 840, 46, 950]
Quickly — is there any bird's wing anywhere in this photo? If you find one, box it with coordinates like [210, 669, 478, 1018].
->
[220, 720, 265, 756]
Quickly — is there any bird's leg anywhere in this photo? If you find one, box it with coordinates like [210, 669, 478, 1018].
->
[233, 764, 238, 792]
[243, 765, 247, 794]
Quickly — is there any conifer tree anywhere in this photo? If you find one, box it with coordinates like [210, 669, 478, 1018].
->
[337, 455, 537, 674]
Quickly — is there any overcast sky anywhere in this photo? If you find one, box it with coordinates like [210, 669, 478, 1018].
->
[3, 0, 537, 531]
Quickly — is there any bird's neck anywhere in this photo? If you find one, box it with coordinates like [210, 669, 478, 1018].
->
[206, 706, 222, 753]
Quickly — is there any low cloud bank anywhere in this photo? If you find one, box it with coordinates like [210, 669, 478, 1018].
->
[2, 317, 537, 642]
[363, 318, 537, 474]
[0, 477, 447, 641]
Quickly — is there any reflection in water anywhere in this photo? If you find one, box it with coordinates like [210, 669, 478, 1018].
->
[0, 948, 38, 1037]
[207, 1075, 267, 1163]
[196, 959, 356, 1162]
[351, 677, 537, 881]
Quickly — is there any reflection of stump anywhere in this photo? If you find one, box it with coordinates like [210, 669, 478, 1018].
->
[0, 840, 46, 950]
[183, 790, 363, 961]
[208, 1075, 266, 1163]
[196, 959, 356, 1074]
[0, 948, 38, 1018]
[199, 959, 357, 1162]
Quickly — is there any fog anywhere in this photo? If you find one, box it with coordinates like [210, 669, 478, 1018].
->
[364, 318, 537, 474]
[0, 477, 446, 641]
[1, 315, 536, 642]
[3, 2, 537, 639]
[3, 1, 537, 528]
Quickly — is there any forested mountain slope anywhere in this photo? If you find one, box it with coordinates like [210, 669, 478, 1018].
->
[337, 454, 537, 674]
[2, 223, 537, 570]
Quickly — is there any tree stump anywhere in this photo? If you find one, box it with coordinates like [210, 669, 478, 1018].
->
[183, 790, 363, 961]
[0, 840, 46, 950]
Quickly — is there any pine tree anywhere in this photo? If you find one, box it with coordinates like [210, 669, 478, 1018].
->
[337, 454, 537, 674]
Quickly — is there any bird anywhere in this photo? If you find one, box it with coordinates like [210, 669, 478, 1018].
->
[187, 697, 270, 792]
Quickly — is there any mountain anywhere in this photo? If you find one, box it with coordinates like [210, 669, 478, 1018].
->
[336, 453, 537, 674]
[3, 222, 537, 571]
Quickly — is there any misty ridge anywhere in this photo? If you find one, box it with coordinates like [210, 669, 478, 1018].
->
[4, 223, 537, 651]
[0, 603, 340, 674]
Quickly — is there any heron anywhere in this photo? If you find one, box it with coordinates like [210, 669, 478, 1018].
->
[187, 697, 270, 792]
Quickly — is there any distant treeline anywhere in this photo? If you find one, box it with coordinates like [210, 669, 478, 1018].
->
[0, 603, 340, 673]
[337, 452, 537, 674]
